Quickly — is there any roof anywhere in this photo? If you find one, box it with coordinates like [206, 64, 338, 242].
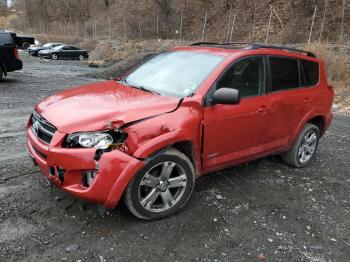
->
[171, 42, 317, 60]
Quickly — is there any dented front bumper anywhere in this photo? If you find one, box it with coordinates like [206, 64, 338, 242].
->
[26, 125, 144, 208]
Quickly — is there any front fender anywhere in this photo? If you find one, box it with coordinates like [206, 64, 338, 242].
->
[132, 129, 193, 159]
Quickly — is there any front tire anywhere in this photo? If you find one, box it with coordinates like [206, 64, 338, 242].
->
[50, 53, 58, 60]
[124, 148, 195, 220]
[0, 66, 3, 81]
[282, 123, 320, 168]
[78, 55, 85, 61]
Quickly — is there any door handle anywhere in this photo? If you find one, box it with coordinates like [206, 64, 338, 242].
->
[303, 98, 311, 105]
[258, 105, 267, 113]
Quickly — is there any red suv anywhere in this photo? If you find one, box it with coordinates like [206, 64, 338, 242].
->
[27, 43, 334, 220]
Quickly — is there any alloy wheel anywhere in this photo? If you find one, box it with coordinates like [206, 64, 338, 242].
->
[298, 130, 317, 163]
[138, 161, 187, 213]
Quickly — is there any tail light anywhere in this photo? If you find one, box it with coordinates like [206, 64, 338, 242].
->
[13, 48, 19, 59]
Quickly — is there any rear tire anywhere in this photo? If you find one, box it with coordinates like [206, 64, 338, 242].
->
[282, 123, 320, 168]
[124, 148, 195, 220]
[0, 66, 3, 81]
[78, 55, 85, 61]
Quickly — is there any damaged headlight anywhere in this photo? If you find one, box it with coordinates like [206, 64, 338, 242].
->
[63, 129, 128, 150]
[67, 132, 113, 149]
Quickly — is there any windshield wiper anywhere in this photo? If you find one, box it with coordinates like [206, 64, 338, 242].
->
[119, 79, 161, 95]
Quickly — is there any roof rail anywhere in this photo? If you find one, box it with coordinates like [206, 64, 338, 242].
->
[190, 42, 250, 46]
[189, 42, 316, 58]
[245, 44, 316, 58]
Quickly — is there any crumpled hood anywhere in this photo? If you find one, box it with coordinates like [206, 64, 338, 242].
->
[35, 80, 180, 133]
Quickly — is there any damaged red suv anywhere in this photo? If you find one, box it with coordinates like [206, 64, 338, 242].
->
[27, 43, 334, 220]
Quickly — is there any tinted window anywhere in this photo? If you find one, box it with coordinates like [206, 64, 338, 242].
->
[217, 57, 264, 98]
[70, 46, 80, 50]
[301, 60, 319, 86]
[270, 57, 299, 92]
[0, 33, 13, 45]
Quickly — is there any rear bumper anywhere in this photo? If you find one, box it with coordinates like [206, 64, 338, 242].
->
[26, 124, 144, 208]
[5, 59, 22, 72]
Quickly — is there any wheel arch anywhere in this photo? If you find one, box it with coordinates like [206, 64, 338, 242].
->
[307, 115, 325, 135]
[103, 139, 198, 209]
[290, 113, 326, 148]
[132, 130, 200, 175]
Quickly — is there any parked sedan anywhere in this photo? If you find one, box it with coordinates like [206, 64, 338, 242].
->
[28, 43, 64, 56]
[38, 45, 89, 60]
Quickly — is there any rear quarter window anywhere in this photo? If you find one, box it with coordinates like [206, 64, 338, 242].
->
[0, 33, 14, 45]
[300, 59, 319, 86]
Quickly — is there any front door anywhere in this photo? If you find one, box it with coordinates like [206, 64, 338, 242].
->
[203, 56, 273, 172]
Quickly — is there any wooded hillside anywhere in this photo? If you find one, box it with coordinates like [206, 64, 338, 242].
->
[5, 0, 349, 44]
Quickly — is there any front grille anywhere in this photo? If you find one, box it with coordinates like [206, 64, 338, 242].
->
[31, 111, 57, 144]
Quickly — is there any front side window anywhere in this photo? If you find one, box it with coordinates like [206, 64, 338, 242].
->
[124, 51, 225, 97]
[270, 57, 299, 92]
[216, 57, 264, 98]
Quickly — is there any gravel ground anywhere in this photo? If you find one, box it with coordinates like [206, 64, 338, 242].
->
[0, 52, 349, 262]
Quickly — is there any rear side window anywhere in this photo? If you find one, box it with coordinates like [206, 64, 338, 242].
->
[0, 33, 13, 45]
[301, 60, 319, 86]
[270, 57, 299, 92]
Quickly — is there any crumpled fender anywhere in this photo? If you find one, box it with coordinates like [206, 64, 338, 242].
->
[101, 149, 145, 208]
[132, 129, 192, 159]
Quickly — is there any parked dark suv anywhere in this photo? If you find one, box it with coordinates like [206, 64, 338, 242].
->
[0, 31, 23, 80]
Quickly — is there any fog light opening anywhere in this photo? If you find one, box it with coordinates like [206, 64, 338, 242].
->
[83, 170, 97, 187]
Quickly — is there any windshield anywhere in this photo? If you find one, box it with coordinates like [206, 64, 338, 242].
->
[124, 51, 225, 97]
[43, 43, 52, 47]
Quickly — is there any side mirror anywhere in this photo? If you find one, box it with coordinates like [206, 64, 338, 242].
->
[212, 88, 240, 105]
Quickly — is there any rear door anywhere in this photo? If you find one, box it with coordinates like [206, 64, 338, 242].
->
[60, 46, 73, 58]
[265, 56, 316, 147]
[69, 46, 83, 59]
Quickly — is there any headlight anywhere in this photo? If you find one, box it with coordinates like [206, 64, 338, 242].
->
[67, 132, 113, 149]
